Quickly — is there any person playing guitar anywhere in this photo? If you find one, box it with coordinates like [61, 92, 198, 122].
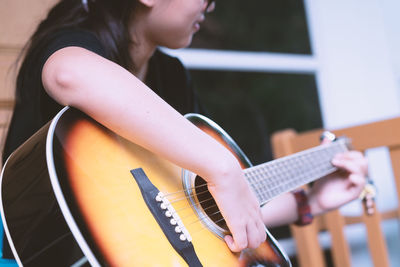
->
[2, 0, 368, 265]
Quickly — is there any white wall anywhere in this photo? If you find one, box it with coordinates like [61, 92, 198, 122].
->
[167, 1, 400, 263]
[305, 1, 400, 265]
[304, 0, 400, 129]
[381, 0, 400, 94]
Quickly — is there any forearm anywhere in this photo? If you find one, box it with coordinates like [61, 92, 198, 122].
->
[261, 190, 324, 228]
[42, 47, 241, 183]
[261, 193, 298, 227]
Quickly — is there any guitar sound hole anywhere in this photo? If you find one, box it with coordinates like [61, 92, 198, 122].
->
[194, 176, 228, 232]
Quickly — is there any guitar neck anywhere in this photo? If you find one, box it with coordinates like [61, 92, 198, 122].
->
[244, 139, 350, 205]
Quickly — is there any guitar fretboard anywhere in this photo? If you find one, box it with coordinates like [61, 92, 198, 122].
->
[244, 139, 349, 205]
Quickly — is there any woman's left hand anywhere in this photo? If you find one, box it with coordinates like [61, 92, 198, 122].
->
[308, 150, 369, 215]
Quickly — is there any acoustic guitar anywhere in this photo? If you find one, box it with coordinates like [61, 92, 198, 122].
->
[0, 107, 349, 266]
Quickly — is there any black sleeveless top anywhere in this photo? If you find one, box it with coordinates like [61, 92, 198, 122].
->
[3, 28, 201, 164]
[2, 28, 201, 259]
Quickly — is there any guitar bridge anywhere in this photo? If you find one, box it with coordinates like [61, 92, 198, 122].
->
[155, 192, 192, 242]
[130, 168, 201, 267]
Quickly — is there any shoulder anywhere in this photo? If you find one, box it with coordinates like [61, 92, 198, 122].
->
[38, 28, 107, 64]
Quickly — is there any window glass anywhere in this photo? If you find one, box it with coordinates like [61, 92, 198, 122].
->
[188, 0, 320, 246]
[191, 0, 311, 54]
[191, 70, 322, 164]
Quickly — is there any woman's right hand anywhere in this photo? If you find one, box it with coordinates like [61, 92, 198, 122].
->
[207, 159, 266, 252]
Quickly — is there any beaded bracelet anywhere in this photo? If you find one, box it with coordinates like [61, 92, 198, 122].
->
[293, 189, 313, 226]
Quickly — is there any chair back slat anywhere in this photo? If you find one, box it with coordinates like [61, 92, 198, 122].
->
[389, 148, 400, 222]
[323, 210, 351, 267]
[362, 205, 390, 267]
[272, 130, 326, 267]
[290, 224, 326, 267]
[271, 117, 400, 267]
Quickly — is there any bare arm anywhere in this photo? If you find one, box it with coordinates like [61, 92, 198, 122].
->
[42, 47, 266, 251]
[262, 150, 368, 227]
[43, 47, 226, 176]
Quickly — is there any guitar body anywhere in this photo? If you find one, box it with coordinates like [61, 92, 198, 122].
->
[1, 107, 291, 267]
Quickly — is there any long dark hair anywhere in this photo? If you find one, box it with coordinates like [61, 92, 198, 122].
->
[3, 0, 138, 163]
[19, 0, 137, 74]
[16, 0, 138, 101]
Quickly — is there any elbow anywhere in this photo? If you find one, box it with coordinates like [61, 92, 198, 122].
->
[41, 49, 85, 106]
[53, 67, 75, 91]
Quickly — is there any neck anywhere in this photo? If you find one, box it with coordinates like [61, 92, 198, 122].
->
[244, 139, 350, 205]
[129, 41, 155, 81]
[128, 13, 157, 81]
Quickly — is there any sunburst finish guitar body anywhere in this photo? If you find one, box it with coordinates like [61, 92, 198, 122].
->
[1, 107, 349, 266]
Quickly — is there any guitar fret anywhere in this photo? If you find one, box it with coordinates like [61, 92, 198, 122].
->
[244, 140, 349, 205]
[245, 171, 264, 202]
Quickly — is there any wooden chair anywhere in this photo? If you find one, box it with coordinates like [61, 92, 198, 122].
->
[271, 117, 400, 267]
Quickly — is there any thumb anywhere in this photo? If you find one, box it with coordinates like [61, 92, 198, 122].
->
[224, 235, 240, 252]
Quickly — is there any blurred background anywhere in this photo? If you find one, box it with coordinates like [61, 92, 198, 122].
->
[1, 0, 399, 266]
[167, 1, 400, 265]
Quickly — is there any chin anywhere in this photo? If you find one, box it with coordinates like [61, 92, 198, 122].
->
[165, 36, 193, 50]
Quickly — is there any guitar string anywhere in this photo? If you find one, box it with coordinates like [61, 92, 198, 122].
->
[186, 209, 223, 226]
[145, 159, 337, 230]
[137, 176, 336, 240]
[186, 215, 232, 239]
[164, 213, 226, 239]
[165, 184, 212, 204]
[163, 185, 272, 226]
[163, 147, 340, 202]
[179, 169, 334, 238]
[165, 179, 298, 218]
[171, 199, 219, 220]
[188, 217, 227, 237]
[165, 153, 337, 206]
[138, 144, 346, 239]
[161, 163, 337, 225]
[178, 203, 221, 222]
[166, 174, 308, 206]
[135, 183, 226, 228]
[160, 212, 267, 249]
[142, 199, 264, 240]
[188, 151, 345, 235]
[162, 142, 343, 202]
[128, 180, 222, 226]
[141, 146, 343, 231]
[137, 196, 222, 232]
[175, 208, 226, 234]
[161, 160, 286, 200]
[165, 177, 278, 204]
[162, 182, 208, 198]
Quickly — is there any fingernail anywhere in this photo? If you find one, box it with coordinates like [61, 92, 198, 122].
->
[331, 159, 339, 164]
